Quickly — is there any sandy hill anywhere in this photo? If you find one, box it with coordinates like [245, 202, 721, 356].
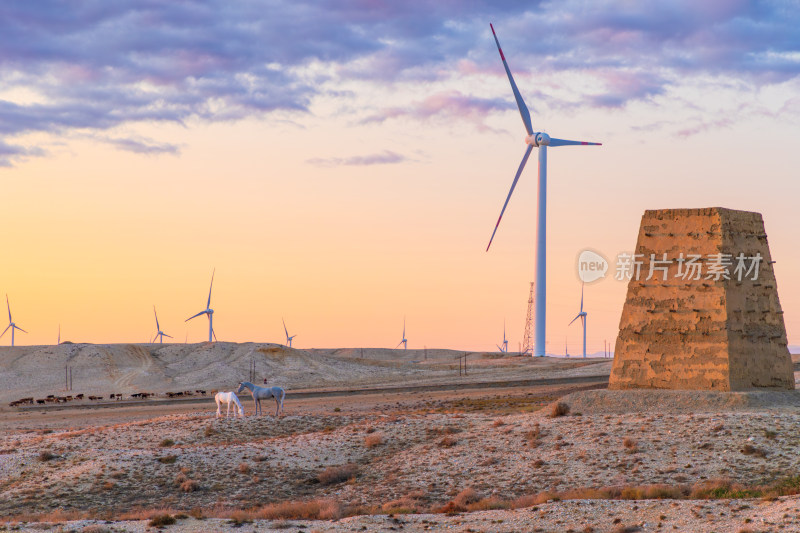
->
[0, 343, 611, 404]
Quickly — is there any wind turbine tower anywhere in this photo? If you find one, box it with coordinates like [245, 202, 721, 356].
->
[1, 295, 27, 347]
[283, 318, 296, 348]
[153, 306, 173, 344]
[569, 283, 588, 358]
[396, 318, 408, 350]
[497, 321, 508, 353]
[485, 24, 601, 357]
[186, 269, 216, 342]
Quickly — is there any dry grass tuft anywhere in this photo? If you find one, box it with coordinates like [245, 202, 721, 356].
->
[438, 435, 458, 447]
[258, 499, 341, 520]
[159, 438, 175, 447]
[38, 450, 57, 462]
[180, 479, 200, 492]
[238, 462, 251, 474]
[318, 463, 358, 485]
[550, 402, 570, 418]
[364, 433, 384, 448]
[148, 514, 176, 527]
[741, 444, 768, 458]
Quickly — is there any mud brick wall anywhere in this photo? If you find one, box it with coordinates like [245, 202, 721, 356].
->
[609, 207, 794, 391]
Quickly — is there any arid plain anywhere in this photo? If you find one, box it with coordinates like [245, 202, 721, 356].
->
[3, 344, 800, 532]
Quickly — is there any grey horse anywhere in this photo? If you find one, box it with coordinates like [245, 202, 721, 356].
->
[237, 381, 285, 416]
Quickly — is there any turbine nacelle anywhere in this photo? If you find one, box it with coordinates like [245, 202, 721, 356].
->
[525, 132, 551, 147]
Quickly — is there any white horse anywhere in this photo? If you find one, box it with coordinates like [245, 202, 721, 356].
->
[215, 391, 244, 418]
[237, 381, 285, 416]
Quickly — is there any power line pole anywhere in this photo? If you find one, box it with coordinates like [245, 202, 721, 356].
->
[522, 282, 535, 355]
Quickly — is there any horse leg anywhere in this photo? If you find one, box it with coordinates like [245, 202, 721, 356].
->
[215, 399, 221, 418]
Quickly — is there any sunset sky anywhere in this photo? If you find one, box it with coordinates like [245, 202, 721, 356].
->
[1, 1, 799, 353]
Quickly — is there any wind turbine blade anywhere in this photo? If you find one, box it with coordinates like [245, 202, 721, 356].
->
[154, 306, 160, 330]
[207, 268, 215, 309]
[580, 283, 584, 313]
[0, 325, 9, 339]
[185, 310, 207, 322]
[164, 333, 173, 339]
[396, 341, 403, 349]
[490, 23, 533, 136]
[486, 144, 534, 251]
[212, 328, 217, 342]
[283, 318, 289, 340]
[569, 314, 581, 325]
[15, 325, 27, 334]
[6, 295, 11, 323]
[548, 138, 602, 147]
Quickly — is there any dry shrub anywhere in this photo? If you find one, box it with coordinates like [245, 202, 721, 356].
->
[524, 426, 543, 446]
[382, 492, 426, 514]
[511, 491, 558, 508]
[741, 444, 768, 458]
[157, 455, 178, 464]
[492, 419, 505, 427]
[550, 402, 570, 418]
[318, 464, 358, 485]
[174, 473, 188, 486]
[160, 438, 175, 447]
[238, 462, 251, 474]
[38, 450, 56, 462]
[204, 426, 218, 437]
[258, 499, 341, 520]
[690, 478, 754, 499]
[453, 487, 481, 508]
[364, 433, 384, 448]
[438, 435, 457, 448]
[466, 496, 509, 511]
[623, 437, 638, 451]
[148, 514, 176, 527]
[181, 479, 200, 492]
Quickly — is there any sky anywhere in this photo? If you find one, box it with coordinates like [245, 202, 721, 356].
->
[1, 0, 799, 353]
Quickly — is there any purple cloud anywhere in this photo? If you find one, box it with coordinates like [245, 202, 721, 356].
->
[307, 150, 408, 167]
[0, 1, 797, 165]
[103, 136, 181, 155]
[361, 90, 514, 131]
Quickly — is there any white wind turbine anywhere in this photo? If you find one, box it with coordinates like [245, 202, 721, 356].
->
[282, 318, 296, 348]
[485, 23, 601, 357]
[153, 306, 172, 344]
[1, 295, 27, 347]
[186, 269, 216, 342]
[396, 318, 407, 350]
[497, 321, 508, 353]
[569, 283, 588, 358]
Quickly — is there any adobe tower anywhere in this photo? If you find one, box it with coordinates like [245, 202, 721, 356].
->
[609, 207, 794, 391]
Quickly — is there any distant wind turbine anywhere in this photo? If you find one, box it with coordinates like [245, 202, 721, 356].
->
[153, 306, 173, 344]
[58, 324, 61, 345]
[282, 318, 296, 348]
[568, 283, 588, 358]
[485, 24, 601, 357]
[497, 321, 508, 353]
[396, 318, 407, 350]
[186, 269, 216, 342]
[1, 295, 27, 347]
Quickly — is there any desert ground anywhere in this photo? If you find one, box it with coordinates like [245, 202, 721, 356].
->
[2, 344, 800, 532]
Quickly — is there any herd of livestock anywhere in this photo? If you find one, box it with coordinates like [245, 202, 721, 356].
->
[8, 389, 210, 407]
